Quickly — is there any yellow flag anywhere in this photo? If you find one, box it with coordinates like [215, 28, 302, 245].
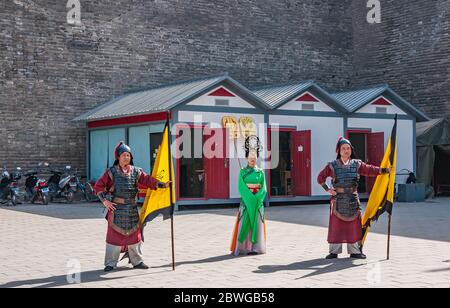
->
[361, 116, 398, 247]
[139, 124, 176, 225]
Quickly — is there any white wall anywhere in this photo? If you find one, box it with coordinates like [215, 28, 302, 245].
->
[347, 118, 414, 184]
[278, 91, 335, 112]
[177, 111, 266, 199]
[357, 96, 407, 115]
[176, 110, 414, 199]
[187, 86, 256, 109]
[268, 115, 344, 196]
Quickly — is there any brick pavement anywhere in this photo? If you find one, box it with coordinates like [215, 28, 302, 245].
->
[0, 198, 449, 288]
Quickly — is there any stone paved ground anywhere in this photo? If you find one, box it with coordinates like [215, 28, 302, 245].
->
[0, 198, 449, 288]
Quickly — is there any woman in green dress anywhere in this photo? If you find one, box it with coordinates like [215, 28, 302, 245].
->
[230, 136, 267, 256]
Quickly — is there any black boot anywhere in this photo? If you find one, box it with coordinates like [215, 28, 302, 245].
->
[104, 266, 114, 272]
[134, 262, 149, 269]
[326, 253, 338, 259]
[350, 253, 367, 259]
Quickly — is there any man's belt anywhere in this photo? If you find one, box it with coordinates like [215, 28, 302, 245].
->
[335, 187, 358, 194]
[113, 197, 137, 205]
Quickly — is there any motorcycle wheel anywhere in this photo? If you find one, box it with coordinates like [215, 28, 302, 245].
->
[84, 184, 95, 202]
[84, 191, 91, 202]
[11, 194, 18, 206]
[42, 194, 49, 205]
[66, 191, 74, 204]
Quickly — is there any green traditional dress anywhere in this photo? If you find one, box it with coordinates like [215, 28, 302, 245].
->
[230, 165, 267, 256]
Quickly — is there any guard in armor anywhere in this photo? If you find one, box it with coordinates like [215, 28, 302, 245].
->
[317, 137, 390, 260]
[94, 142, 171, 272]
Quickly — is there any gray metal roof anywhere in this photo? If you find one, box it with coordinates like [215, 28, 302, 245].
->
[252, 80, 347, 113]
[74, 74, 270, 122]
[332, 84, 430, 121]
[252, 81, 315, 107]
[331, 85, 389, 113]
[74, 74, 430, 123]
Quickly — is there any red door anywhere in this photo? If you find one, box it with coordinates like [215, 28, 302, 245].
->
[366, 132, 384, 193]
[291, 130, 312, 196]
[203, 128, 230, 199]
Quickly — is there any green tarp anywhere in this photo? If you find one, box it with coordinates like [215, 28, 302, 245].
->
[416, 119, 450, 187]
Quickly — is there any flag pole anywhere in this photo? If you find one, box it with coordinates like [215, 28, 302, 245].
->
[167, 111, 176, 271]
[387, 213, 391, 260]
[387, 114, 397, 261]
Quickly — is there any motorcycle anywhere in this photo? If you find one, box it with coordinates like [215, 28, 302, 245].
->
[24, 164, 50, 205]
[0, 167, 22, 206]
[72, 170, 98, 202]
[47, 165, 75, 203]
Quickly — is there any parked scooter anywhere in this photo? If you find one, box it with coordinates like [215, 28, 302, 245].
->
[24, 163, 50, 205]
[47, 165, 76, 203]
[0, 166, 22, 206]
[9, 167, 22, 205]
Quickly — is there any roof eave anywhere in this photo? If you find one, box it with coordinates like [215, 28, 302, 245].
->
[385, 87, 431, 122]
[75, 74, 270, 122]
[271, 82, 347, 114]
[348, 85, 389, 114]
[76, 109, 172, 123]
[312, 83, 348, 114]
[223, 76, 272, 110]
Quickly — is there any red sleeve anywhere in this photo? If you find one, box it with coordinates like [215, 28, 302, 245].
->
[137, 170, 160, 190]
[94, 171, 113, 195]
[358, 162, 381, 178]
[317, 164, 333, 185]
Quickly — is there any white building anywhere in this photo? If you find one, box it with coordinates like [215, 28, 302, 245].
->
[74, 74, 429, 209]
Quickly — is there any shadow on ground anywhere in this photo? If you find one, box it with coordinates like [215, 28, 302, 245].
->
[210, 198, 450, 243]
[0, 267, 169, 288]
[254, 258, 367, 280]
[0, 202, 105, 220]
[2, 198, 450, 242]
[152, 254, 241, 269]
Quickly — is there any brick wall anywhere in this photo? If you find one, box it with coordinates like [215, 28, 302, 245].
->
[1, 0, 448, 172]
[348, 0, 450, 118]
